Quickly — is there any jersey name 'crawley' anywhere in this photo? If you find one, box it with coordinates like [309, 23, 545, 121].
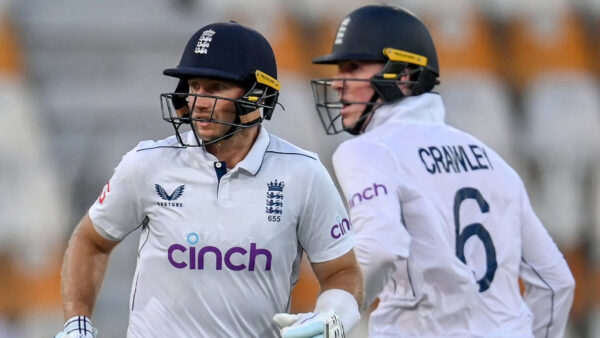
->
[418, 144, 494, 174]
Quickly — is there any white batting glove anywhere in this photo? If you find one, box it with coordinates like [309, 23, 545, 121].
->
[55, 316, 97, 338]
[273, 310, 345, 338]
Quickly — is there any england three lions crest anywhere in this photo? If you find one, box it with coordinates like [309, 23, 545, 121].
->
[266, 179, 284, 222]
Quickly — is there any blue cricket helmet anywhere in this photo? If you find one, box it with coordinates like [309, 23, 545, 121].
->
[160, 22, 281, 146]
[313, 5, 439, 77]
[164, 21, 278, 86]
[311, 5, 440, 135]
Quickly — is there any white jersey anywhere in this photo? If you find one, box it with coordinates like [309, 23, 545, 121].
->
[89, 127, 353, 338]
[332, 93, 574, 338]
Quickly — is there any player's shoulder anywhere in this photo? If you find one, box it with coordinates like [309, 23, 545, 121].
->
[449, 125, 523, 182]
[261, 133, 330, 181]
[265, 133, 319, 163]
[134, 134, 186, 153]
[122, 135, 186, 165]
[333, 134, 391, 165]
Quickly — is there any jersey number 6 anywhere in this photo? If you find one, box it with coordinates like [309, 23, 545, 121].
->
[453, 187, 497, 292]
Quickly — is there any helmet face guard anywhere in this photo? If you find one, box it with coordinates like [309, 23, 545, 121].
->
[160, 71, 280, 146]
[311, 66, 423, 135]
[311, 78, 378, 135]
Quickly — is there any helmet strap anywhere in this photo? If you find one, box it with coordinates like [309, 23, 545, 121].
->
[370, 61, 410, 102]
[346, 91, 380, 135]
[204, 106, 261, 144]
[372, 62, 438, 100]
[216, 114, 243, 142]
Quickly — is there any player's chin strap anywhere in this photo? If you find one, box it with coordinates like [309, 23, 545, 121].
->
[192, 81, 275, 146]
[345, 62, 413, 137]
[347, 63, 435, 136]
[191, 107, 262, 147]
[345, 92, 381, 136]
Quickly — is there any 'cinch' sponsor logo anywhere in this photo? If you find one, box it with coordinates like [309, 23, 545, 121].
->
[349, 183, 388, 208]
[167, 233, 272, 271]
[331, 217, 351, 239]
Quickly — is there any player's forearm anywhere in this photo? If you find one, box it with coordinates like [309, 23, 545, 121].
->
[61, 237, 110, 318]
[311, 254, 363, 333]
[61, 220, 114, 319]
[319, 263, 364, 307]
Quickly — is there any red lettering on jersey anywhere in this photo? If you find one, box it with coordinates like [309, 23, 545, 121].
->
[99, 181, 111, 204]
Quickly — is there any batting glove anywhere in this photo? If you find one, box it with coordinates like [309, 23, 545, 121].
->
[273, 310, 345, 338]
[55, 316, 97, 338]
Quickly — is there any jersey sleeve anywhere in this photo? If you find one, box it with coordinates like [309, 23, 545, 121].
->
[297, 159, 354, 263]
[332, 140, 411, 309]
[518, 182, 575, 338]
[88, 145, 145, 240]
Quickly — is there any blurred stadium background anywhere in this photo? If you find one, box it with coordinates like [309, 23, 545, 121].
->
[1, 0, 599, 336]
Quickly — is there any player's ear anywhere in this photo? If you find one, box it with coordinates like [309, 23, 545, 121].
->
[172, 79, 190, 118]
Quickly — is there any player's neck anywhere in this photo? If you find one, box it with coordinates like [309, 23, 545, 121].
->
[205, 125, 259, 169]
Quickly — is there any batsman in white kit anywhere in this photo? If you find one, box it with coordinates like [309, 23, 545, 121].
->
[312, 5, 575, 338]
[55, 22, 363, 338]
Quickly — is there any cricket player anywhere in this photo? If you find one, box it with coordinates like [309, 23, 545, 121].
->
[311, 5, 575, 337]
[55, 22, 362, 338]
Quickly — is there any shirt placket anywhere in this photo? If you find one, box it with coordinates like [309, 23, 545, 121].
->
[214, 161, 231, 201]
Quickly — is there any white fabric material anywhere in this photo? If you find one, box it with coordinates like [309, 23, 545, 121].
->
[314, 289, 360, 333]
[89, 127, 353, 337]
[55, 316, 97, 338]
[274, 310, 343, 338]
[273, 289, 360, 337]
[332, 93, 574, 337]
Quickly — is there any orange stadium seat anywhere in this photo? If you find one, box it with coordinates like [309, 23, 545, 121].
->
[522, 73, 600, 249]
[439, 73, 522, 173]
[290, 255, 320, 313]
[595, 18, 600, 77]
[0, 18, 23, 77]
[269, 12, 312, 74]
[0, 20, 66, 325]
[522, 73, 600, 326]
[306, 17, 338, 78]
[425, 7, 501, 75]
[504, 10, 593, 88]
[564, 246, 593, 323]
[0, 249, 63, 317]
[269, 11, 339, 77]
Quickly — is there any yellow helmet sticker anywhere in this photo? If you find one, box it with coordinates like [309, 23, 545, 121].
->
[383, 48, 428, 67]
[255, 70, 281, 90]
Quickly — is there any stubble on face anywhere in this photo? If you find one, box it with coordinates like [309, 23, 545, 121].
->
[187, 78, 245, 142]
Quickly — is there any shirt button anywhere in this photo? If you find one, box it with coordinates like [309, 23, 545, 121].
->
[215, 162, 222, 168]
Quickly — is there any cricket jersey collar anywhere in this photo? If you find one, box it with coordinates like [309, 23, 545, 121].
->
[235, 125, 270, 176]
[366, 92, 446, 132]
[185, 131, 218, 165]
[184, 126, 270, 176]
